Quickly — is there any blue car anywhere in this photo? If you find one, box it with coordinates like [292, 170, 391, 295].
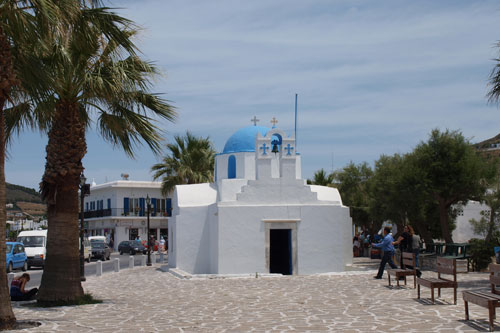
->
[6, 242, 28, 273]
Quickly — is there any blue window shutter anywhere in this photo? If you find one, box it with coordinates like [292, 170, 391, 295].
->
[107, 198, 111, 209]
[85, 202, 89, 211]
[214, 159, 218, 182]
[140, 198, 145, 216]
[152, 198, 157, 216]
[124, 197, 129, 215]
[228, 155, 236, 179]
[167, 198, 172, 217]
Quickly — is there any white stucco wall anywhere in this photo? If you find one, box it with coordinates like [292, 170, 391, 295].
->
[215, 152, 256, 181]
[309, 185, 343, 204]
[216, 204, 351, 274]
[170, 205, 215, 274]
[175, 183, 217, 207]
[452, 201, 486, 242]
[217, 179, 248, 202]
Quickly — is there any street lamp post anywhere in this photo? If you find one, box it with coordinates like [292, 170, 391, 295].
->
[79, 174, 89, 281]
[146, 195, 152, 266]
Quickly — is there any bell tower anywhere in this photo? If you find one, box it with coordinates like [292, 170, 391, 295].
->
[255, 119, 297, 180]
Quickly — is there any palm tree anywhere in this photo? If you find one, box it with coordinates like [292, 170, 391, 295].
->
[151, 132, 216, 196]
[488, 42, 500, 105]
[0, 0, 79, 328]
[308, 169, 334, 186]
[8, 3, 175, 304]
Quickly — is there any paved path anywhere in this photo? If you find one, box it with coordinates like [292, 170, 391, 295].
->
[7, 258, 497, 332]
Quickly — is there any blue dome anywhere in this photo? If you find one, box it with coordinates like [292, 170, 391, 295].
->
[222, 126, 270, 154]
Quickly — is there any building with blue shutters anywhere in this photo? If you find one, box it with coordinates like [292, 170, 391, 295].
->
[82, 180, 171, 251]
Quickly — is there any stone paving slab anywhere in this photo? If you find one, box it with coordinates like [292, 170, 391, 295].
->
[6, 259, 499, 332]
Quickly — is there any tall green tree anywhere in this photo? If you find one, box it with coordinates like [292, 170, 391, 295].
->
[151, 131, 216, 196]
[0, 0, 79, 328]
[10, 3, 175, 304]
[369, 153, 439, 243]
[412, 129, 497, 243]
[333, 162, 373, 230]
[308, 169, 334, 186]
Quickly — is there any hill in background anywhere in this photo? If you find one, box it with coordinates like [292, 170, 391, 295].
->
[5, 183, 46, 218]
[6, 182, 42, 204]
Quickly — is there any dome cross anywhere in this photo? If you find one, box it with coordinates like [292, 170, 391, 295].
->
[270, 117, 278, 128]
[250, 116, 260, 126]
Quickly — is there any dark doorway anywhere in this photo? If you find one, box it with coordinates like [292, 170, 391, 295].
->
[270, 229, 292, 275]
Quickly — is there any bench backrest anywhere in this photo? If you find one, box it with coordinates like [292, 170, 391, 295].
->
[402, 252, 416, 270]
[489, 264, 500, 295]
[443, 244, 459, 256]
[437, 257, 456, 282]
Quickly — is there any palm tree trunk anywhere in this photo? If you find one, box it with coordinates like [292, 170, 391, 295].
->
[0, 100, 16, 329]
[0, 25, 17, 330]
[37, 101, 86, 303]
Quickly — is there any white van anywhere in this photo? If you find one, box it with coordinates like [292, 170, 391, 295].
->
[16, 230, 47, 269]
[88, 236, 106, 243]
[17, 230, 92, 267]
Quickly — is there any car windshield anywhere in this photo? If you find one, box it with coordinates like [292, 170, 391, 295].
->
[130, 241, 142, 247]
[92, 243, 105, 249]
[17, 236, 45, 247]
[6, 244, 12, 253]
[91, 240, 105, 244]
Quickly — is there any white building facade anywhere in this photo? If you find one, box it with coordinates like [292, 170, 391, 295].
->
[82, 180, 171, 250]
[169, 124, 353, 275]
[452, 200, 487, 242]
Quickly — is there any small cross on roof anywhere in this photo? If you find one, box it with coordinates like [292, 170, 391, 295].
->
[270, 117, 278, 128]
[251, 116, 260, 126]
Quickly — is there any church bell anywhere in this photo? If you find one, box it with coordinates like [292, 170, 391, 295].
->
[271, 142, 279, 154]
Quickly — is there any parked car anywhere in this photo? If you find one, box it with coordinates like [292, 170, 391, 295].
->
[16, 230, 47, 269]
[78, 237, 92, 263]
[118, 240, 147, 255]
[91, 241, 111, 260]
[6, 242, 28, 272]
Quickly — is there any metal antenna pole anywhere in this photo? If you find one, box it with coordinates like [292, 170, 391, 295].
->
[294, 94, 298, 149]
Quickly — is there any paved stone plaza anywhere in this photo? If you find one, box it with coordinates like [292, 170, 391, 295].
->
[7, 258, 498, 332]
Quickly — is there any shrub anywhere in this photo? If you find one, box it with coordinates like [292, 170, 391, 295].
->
[469, 238, 495, 272]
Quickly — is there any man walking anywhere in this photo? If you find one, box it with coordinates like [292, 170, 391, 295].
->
[372, 227, 397, 279]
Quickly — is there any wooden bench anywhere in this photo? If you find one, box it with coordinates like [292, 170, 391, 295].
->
[417, 257, 457, 305]
[387, 252, 417, 288]
[463, 264, 500, 332]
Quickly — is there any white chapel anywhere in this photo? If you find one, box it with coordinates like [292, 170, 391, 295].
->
[168, 119, 353, 275]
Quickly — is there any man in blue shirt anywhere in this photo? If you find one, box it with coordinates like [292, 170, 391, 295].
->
[372, 226, 397, 279]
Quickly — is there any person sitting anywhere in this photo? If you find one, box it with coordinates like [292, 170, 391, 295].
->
[10, 273, 38, 301]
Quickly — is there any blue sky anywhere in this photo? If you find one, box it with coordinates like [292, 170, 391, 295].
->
[7, 0, 500, 190]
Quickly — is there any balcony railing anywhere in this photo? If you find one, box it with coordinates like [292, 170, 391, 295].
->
[80, 208, 171, 219]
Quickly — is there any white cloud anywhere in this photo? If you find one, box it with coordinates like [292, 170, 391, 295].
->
[7, 0, 500, 187]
